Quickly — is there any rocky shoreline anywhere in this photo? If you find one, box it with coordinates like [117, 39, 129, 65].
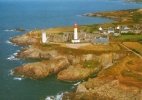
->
[11, 32, 142, 100]
[10, 18, 142, 99]
[62, 55, 142, 100]
[14, 57, 70, 79]
[12, 38, 128, 81]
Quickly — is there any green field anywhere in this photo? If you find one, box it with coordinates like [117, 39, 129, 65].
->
[111, 35, 142, 42]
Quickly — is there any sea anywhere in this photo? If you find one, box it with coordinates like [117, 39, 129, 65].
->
[0, 0, 141, 100]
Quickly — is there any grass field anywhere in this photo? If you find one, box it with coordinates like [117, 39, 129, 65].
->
[99, 54, 142, 88]
[123, 42, 142, 55]
[111, 35, 142, 42]
[27, 25, 87, 37]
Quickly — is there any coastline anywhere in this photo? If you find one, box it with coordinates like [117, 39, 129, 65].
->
[10, 8, 142, 100]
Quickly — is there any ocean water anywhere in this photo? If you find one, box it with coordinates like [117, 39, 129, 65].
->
[0, 0, 142, 100]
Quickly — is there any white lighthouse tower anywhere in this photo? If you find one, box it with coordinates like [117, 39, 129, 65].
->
[42, 30, 47, 43]
[72, 23, 80, 43]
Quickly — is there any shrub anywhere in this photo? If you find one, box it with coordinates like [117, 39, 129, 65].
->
[43, 44, 52, 47]
[58, 32, 64, 35]
[121, 32, 135, 35]
[83, 60, 99, 68]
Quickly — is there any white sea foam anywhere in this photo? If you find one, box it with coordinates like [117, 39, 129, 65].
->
[7, 55, 14, 60]
[4, 29, 14, 32]
[9, 69, 14, 75]
[45, 92, 64, 100]
[73, 81, 81, 86]
[71, 81, 81, 89]
[6, 40, 12, 44]
[8, 70, 24, 81]
[6, 40, 18, 46]
[7, 49, 20, 60]
[13, 77, 24, 81]
[45, 96, 55, 100]
[7, 55, 19, 60]
[13, 52, 18, 56]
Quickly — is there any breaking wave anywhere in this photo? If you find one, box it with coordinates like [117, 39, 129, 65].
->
[73, 81, 81, 86]
[7, 55, 18, 60]
[9, 70, 24, 81]
[45, 82, 82, 100]
[9, 69, 14, 76]
[7, 51, 19, 60]
[71, 81, 81, 90]
[6, 40, 18, 46]
[13, 77, 24, 81]
[6, 40, 12, 44]
[45, 92, 64, 100]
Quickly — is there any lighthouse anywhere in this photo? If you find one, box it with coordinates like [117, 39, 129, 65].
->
[42, 30, 47, 43]
[72, 23, 80, 43]
[74, 23, 78, 39]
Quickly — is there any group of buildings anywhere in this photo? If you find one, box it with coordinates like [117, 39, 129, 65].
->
[99, 25, 142, 36]
[41, 23, 109, 45]
[41, 23, 81, 44]
[41, 23, 142, 45]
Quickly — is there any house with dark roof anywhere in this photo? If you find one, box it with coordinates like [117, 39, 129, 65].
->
[121, 26, 131, 33]
[93, 36, 109, 45]
[114, 29, 120, 36]
[108, 27, 115, 34]
[99, 30, 107, 35]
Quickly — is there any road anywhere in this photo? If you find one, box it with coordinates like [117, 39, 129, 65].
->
[119, 43, 142, 59]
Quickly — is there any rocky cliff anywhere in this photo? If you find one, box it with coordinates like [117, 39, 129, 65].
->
[14, 57, 70, 79]
[10, 28, 142, 100]
[62, 55, 142, 100]
[13, 43, 129, 82]
[57, 64, 102, 82]
[10, 34, 39, 46]
[15, 44, 57, 59]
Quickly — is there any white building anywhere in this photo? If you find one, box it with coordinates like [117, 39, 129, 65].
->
[108, 27, 115, 34]
[42, 30, 47, 43]
[121, 26, 131, 33]
[116, 26, 121, 30]
[72, 23, 80, 43]
[99, 27, 103, 31]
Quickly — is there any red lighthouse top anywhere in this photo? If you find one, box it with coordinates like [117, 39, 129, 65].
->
[74, 23, 77, 28]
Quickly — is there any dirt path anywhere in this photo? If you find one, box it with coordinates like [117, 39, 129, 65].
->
[119, 43, 142, 59]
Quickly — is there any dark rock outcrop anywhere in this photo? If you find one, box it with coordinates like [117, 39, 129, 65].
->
[16, 28, 25, 31]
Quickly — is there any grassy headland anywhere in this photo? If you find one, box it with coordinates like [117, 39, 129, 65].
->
[84, 9, 142, 33]
[11, 8, 142, 99]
